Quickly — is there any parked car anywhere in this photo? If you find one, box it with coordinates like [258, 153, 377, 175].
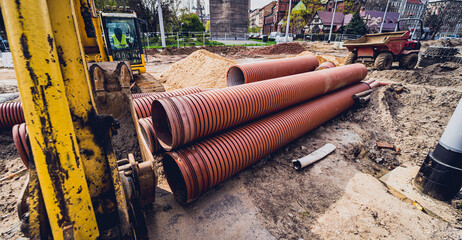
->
[0, 36, 9, 52]
[269, 32, 282, 38]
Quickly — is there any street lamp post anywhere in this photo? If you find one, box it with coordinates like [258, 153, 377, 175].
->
[380, 0, 390, 33]
[285, 0, 293, 43]
[157, 0, 166, 48]
[328, 0, 338, 43]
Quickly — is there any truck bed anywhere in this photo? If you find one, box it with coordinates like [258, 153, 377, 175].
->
[343, 31, 409, 47]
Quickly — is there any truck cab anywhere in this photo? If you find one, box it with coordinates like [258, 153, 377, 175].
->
[100, 12, 145, 73]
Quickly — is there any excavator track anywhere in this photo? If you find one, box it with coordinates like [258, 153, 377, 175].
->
[133, 72, 165, 93]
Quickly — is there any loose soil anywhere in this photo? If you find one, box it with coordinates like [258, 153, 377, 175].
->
[158, 50, 235, 90]
[241, 42, 307, 56]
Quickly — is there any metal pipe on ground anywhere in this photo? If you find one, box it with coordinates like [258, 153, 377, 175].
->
[138, 117, 162, 153]
[292, 143, 337, 170]
[415, 97, 462, 201]
[152, 64, 368, 151]
[133, 86, 202, 119]
[314, 61, 336, 71]
[162, 82, 372, 204]
[352, 89, 374, 99]
[0, 102, 25, 129]
[226, 56, 319, 86]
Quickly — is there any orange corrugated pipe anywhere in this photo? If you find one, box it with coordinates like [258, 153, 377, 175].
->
[226, 56, 319, 86]
[12, 123, 30, 168]
[315, 61, 336, 71]
[162, 82, 372, 204]
[152, 64, 368, 151]
[138, 117, 162, 153]
[133, 86, 202, 119]
[0, 102, 24, 129]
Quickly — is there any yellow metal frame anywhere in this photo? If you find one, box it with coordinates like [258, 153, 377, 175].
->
[74, 0, 147, 74]
[108, 54, 146, 73]
[0, 0, 99, 239]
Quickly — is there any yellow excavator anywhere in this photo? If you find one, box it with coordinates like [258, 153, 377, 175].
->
[1, 0, 160, 239]
[78, 0, 164, 92]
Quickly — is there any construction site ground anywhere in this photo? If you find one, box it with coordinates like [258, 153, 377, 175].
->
[1, 42, 462, 239]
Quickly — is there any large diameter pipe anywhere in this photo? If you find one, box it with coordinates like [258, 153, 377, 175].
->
[12, 123, 30, 168]
[315, 61, 336, 71]
[133, 87, 202, 119]
[226, 56, 319, 86]
[152, 64, 367, 151]
[138, 117, 161, 153]
[162, 82, 372, 204]
[0, 102, 25, 128]
[415, 97, 462, 201]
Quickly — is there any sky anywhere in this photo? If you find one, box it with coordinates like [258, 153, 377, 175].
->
[178, 0, 274, 13]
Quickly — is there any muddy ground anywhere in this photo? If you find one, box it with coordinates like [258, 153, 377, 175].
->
[1, 43, 462, 239]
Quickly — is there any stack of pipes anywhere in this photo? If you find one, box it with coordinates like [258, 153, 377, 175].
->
[150, 57, 382, 204]
[6, 56, 383, 205]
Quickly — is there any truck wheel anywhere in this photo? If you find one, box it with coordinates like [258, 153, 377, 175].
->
[399, 53, 419, 70]
[374, 52, 393, 70]
[345, 52, 357, 65]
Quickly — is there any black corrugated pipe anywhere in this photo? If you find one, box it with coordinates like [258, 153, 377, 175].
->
[414, 97, 462, 201]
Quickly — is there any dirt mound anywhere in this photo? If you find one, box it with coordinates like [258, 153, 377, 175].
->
[242, 42, 307, 56]
[420, 62, 461, 75]
[421, 38, 462, 48]
[145, 48, 161, 55]
[297, 51, 346, 66]
[368, 63, 462, 87]
[161, 47, 197, 55]
[159, 50, 235, 89]
[154, 46, 246, 56]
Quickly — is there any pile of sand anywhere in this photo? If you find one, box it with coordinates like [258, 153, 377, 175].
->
[159, 50, 235, 90]
[301, 42, 337, 52]
[297, 51, 346, 66]
[242, 42, 307, 56]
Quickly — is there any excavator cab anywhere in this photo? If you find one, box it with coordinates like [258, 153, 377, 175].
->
[100, 13, 145, 73]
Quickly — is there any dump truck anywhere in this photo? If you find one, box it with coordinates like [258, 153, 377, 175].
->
[343, 19, 423, 70]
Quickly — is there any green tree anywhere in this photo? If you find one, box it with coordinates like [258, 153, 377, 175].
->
[341, 1, 357, 14]
[205, 21, 210, 32]
[302, 0, 324, 17]
[179, 13, 205, 32]
[344, 10, 368, 35]
[281, 1, 311, 34]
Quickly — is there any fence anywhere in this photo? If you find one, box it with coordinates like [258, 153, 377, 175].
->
[140, 32, 363, 49]
[141, 32, 221, 49]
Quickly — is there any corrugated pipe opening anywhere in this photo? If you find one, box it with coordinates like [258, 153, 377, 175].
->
[227, 66, 246, 86]
[151, 100, 174, 148]
[163, 153, 188, 203]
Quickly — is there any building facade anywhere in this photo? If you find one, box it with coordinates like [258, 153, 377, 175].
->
[426, 0, 462, 36]
[306, 11, 346, 33]
[210, 0, 249, 39]
[261, 0, 300, 34]
[249, 8, 262, 30]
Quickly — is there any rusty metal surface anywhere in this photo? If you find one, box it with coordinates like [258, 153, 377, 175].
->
[226, 56, 319, 86]
[152, 64, 368, 151]
[162, 82, 372, 204]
